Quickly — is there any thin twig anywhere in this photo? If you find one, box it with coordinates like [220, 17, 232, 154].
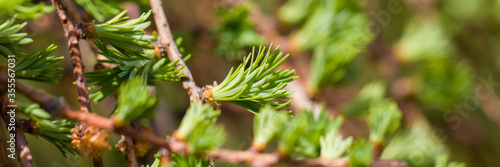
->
[149, 0, 202, 101]
[116, 135, 138, 167]
[51, 0, 92, 113]
[51, 0, 103, 165]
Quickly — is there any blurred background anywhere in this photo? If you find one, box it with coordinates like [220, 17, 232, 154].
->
[2, 0, 500, 166]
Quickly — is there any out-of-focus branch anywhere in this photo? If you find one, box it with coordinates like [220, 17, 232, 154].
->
[116, 135, 138, 167]
[208, 149, 406, 167]
[0, 97, 34, 167]
[247, 5, 318, 116]
[149, 0, 202, 102]
[0, 119, 15, 167]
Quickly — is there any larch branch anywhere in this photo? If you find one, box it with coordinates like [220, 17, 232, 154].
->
[51, 0, 92, 113]
[149, 0, 202, 101]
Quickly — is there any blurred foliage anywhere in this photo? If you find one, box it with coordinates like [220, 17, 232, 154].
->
[113, 77, 157, 125]
[279, 0, 374, 93]
[382, 120, 448, 167]
[368, 100, 402, 143]
[320, 130, 352, 159]
[3, 0, 500, 166]
[294, 106, 344, 158]
[213, 5, 265, 60]
[435, 154, 466, 167]
[343, 81, 386, 116]
[168, 153, 211, 167]
[0, 18, 31, 58]
[349, 139, 373, 166]
[175, 101, 226, 154]
[75, 0, 120, 22]
[252, 105, 288, 150]
[0, 0, 53, 19]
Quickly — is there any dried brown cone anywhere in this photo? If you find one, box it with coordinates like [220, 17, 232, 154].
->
[71, 122, 110, 158]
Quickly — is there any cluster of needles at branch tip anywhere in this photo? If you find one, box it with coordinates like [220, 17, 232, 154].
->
[209, 44, 298, 113]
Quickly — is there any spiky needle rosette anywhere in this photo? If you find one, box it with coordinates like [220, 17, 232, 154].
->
[0, 18, 32, 58]
[209, 44, 298, 113]
[94, 10, 156, 53]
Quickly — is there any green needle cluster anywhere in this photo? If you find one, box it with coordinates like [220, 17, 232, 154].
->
[21, 104, 77, 157]
[21, 104, 53, 127]
[175, 101, 226, 154]
[34, 119, 77, 157]
[368, 100, 402, 144]
[343, 81, 386, 116]
[75, 0, 120, 22]
[94, 10, 156, 54]
[113, 77, 157, 125]
[279, 0, 373, 94]
[15, 44, 63, 83]
[349, 139, 373, 166]
[0, 18, 32, 58]
[87, 10, 184, 102]
[214, 5, 265, 60]
[86, 40, 183, 102]
[435, 154, 466, 167]
[293, 106, 344, 157]
[252, 105, 289, 151]
[320, 130, 353, 159]
[0, 0, 54, 19]
[210, 44, 298, 113]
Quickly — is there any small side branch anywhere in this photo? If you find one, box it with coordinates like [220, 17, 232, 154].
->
[116, 135, 138, 167]
[149, 0, 202, 101]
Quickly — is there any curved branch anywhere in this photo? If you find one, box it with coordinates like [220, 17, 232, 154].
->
[149, 0, 202, 101]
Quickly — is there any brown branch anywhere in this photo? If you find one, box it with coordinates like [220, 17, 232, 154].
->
[0, 114, 15, 167]
[0, 97, 34, 167]
[149, 0, 202, 102]
[116, 135, 138, 167]
[51, 0, 92, 114]
[51, 0, 102, 165]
